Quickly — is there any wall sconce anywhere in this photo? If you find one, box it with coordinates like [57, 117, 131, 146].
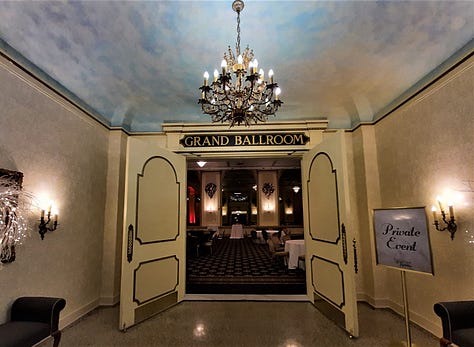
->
[431, 197, 457, 240]
[197, 161, 207, 168]
[38, 204, 58, 240]
[263, 203, 274, 213]
[292, 186, 300, 193]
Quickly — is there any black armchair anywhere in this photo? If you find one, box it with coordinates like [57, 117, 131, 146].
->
[434, 301, 474, 347]
[0, 296, 66, 347]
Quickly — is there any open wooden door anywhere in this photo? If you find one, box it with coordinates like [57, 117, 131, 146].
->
[119, 137, 186, 330]
[301, 131, 359, 337]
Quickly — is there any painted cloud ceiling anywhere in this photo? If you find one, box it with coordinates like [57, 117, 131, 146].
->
[0, 1, 472, 132]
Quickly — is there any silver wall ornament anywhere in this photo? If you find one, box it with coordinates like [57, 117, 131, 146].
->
[262, 182, 275, 199]
[205, 183, 217, 198]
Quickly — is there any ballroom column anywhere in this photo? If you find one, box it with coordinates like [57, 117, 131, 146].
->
[201, 171, 221, 227]
[257, 170, 278, 226]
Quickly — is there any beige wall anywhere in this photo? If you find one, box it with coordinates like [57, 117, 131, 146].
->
[0, 57, 109, 326]
[358, 56, 474, 336]
[0, 47, 472, 340]
[100, 130, 127, 305]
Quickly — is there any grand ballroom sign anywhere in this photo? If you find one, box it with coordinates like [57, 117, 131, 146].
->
[179, 133, 310, 148]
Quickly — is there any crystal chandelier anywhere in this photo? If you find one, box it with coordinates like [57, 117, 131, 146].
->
[199, 0, 283, 127]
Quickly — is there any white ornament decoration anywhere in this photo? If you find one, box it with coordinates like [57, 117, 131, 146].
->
[0, 177, 35, 265]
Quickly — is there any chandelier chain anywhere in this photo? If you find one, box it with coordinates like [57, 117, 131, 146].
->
[236, 10, 241, 56]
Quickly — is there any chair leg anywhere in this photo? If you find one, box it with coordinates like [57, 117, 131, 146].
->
[439, 337, 451, 347]
[52, 331, 62, 347]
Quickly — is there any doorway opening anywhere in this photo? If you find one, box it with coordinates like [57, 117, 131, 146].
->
[185, 157, 306, 295]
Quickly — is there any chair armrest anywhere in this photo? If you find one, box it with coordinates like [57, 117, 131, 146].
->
[11, 297, 66, 333]
[434, 301, 474, 341]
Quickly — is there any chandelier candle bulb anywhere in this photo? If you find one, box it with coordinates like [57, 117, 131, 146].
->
[268, 69, 274, 84]
[448, 203, 454, 218]
[221, 59, 227, 74]
[275, 87, 281, 100]
[213, 69, 219, 82]
[203, 71, 209, 86]
[253, 59, 258, 73]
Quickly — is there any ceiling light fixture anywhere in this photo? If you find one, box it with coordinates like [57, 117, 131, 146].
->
[199, 0, 283, 127]
[197, 161, 207, 167]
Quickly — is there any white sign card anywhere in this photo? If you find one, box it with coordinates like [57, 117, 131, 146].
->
[373, 207, 433, 274]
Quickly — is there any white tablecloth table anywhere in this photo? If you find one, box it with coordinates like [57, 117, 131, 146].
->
[285, 239, 305, 269]
[230, 224, 244, 239]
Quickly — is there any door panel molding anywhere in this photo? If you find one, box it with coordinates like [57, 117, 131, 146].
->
[306, 152, 341, 244]
[135, 156, 181, 244]
[133, 255, 180, 305]
[310, 255, 345, 309]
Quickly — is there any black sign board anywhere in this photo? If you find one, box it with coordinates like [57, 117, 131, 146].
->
[179, 133, 310, 148]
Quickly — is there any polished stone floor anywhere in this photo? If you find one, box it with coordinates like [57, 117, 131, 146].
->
[40, 299, 439, 347]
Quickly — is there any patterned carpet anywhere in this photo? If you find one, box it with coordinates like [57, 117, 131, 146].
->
[186, 237, 306, 294]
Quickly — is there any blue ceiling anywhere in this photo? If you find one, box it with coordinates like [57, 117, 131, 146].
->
[0, 1, 472, 132]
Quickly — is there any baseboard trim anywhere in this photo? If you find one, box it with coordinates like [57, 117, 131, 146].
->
[357, 292, 441, 338]
[184, 294, 310, 301]
[59, 298, 100, 330]
[99, 294, 120, 306]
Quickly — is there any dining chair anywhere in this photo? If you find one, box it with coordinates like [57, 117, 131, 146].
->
[262, 229, 269, 241]
[250, 230, 258, 243]
[197, 231, 214, 256]
[298, 254, 305, 270]
[281, 229, 292, 244]
[270, 234, 285, 252]
[267, 239, 289, 266]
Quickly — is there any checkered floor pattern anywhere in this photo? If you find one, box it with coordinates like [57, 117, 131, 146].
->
[186, 237, 306, 294]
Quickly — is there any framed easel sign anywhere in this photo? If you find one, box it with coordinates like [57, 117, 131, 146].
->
[373, 206, 434, 275]
[373, 206, 434, 347]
